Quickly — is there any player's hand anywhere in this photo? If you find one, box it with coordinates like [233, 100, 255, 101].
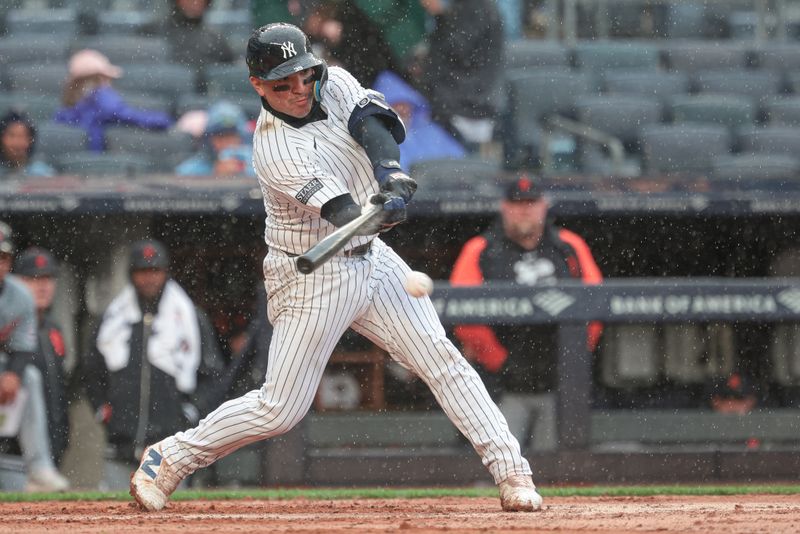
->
[368, 193, 406, 232]
[374, 160, 417, 202]
[0, 371, 21, 405]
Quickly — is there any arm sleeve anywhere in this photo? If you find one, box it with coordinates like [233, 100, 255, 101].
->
[558, 228, 604, 351]
[350, 115, 401, 168]
[450, 237, 509, 373]
[320, 193, 363, 228]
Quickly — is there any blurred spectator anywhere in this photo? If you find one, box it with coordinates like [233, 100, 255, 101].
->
[709, 371, 758, 415]
[450, 176, 602, 451]
[55, 49, 173, 152]
[372, 70, 466, 169]
[305, 0, 400, 86]
[82, 239, 226, 490]
[252, 0, 307, 27]
[175, 101, 255, 177]
[0, 111, 55, 179]
[417, 0, 504, 149]
[0, 222, 70, 492]
[14, 247, 70, 467]
[355, 0, 427, 70]
[140, 0, 234, 90]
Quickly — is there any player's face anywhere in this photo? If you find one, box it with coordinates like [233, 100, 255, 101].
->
[1, 122, 33, 165]
[500, 198, 549, 245]
[250, 68, 315, 118]
[19, 276, 56, 312]
[131, 268, 168, 301]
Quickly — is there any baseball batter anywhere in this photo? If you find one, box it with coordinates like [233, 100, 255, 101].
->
[131, 23, 542, 512]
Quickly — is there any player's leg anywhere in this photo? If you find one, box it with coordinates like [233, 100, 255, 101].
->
[350, 241, 541, 510]
[131, 253, 371, 510]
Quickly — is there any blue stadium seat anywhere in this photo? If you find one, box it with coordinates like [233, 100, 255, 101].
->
[96, 10, 157, 35]
[0, 36, 68, 65]
[36, 122, 87, 158]
[114, 63, 195, 107]
[573, 41, 660, 91]
[736, 125, 800, 156]
[763, 96, 800, 126]
[0, 93, 60, 123]
[6, 8, 78, 35]
[710, 153, 800, 186]
[7, 64, 69, 96]
[73, 35, 170, 64]
[575, 94, 662, 146]
[639, 123, 730, 174]
[661, 40, 749, 71]
[504, 40, 570, 71]
[409, 158, 502, 201]
[55, 151, 155, 177]
[104, 125, 194, 172]
[692, 69, 784, 102]
[669, 94, 756, 130]
[603, 69, 690, 106]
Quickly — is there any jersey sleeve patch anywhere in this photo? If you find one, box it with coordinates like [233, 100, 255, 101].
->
[295, 178, 324, 204]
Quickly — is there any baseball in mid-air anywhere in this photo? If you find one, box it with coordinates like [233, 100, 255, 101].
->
[404, 271, 433, 298]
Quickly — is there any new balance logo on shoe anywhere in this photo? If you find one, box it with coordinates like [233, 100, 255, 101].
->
[141, 448, 163, 479]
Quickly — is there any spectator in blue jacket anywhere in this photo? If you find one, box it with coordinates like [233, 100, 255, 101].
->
[0, 111, 55, 179]
[372, 70, 466, 170]
[175, 101, 254, 178]
[55, 49, 173, 152]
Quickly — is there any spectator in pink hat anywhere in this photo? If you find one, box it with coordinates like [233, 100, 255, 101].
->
[55, 49, 173, 152]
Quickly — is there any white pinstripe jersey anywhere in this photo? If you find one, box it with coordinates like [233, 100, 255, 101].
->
[251, 66, 383, 255]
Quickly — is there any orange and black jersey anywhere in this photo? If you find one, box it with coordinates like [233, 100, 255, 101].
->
[451, 221, 602, 393]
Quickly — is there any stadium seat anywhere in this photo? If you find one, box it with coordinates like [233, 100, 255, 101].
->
[575, 94, 662, 146]
[36, 122, 88, 158]
[175, 93, 213, 116]
[205, 62, 252, 97]
[504, 40, 570, 71]
[96, 10, 157, 35]
[669, 94, 756, 130]
[0, 93, 60, 123]
[114, 63, 195, 107]
[736, 125, 800, 156]
[752, 43, 800, 71]
[763, 96, 800, 126]
[104, 125, 194, 172]
[506, 67, 592, 132]
[661, 40, 749, 71]
[116, 90, 173, 116]
[0, 36, 68, 65]
[709, 153, 800, 185]
[6, 8, 78, 35]
[692, 70, 784, 102]
[639, 123, 730, 174]
[206, 8, 252, 36]
[603, 69, 690, 106]
[7, 64, 69, 96]
[55, 151, 155, 177]
[573, 41, 660, 90]
[73, 35, 170, 64]
[409, 158, 503, 201]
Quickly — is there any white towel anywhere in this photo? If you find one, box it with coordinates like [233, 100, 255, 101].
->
[96, 279, 201, 393]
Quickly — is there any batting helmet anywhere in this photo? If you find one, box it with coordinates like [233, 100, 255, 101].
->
[246, 23, 327, 97]
[0, 221, 14, 255]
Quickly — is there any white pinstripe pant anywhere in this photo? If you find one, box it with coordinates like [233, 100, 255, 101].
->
[161, 239, 532, 483]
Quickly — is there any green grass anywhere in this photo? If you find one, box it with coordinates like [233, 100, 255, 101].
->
[0, 484, 798, 503]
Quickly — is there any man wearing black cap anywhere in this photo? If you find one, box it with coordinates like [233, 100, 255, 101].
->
[450, 175, 603, 451]
[83, 239, 225, 490]
[0, 223, 70, 491]
[15, 247, 71, 467]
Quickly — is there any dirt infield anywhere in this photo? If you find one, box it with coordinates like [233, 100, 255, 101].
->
[1, 494, 798, 533]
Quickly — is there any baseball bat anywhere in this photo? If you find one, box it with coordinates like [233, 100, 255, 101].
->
[296, 203, 383, 274]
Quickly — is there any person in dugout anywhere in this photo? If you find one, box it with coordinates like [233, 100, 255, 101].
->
[450, 174, 603, 451]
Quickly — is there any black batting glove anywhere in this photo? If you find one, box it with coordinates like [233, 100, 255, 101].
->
[368, 192, 407, 232]
[374, 159, 417, 203]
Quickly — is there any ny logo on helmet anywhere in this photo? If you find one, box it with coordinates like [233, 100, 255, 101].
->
[280, 41, 297, 59]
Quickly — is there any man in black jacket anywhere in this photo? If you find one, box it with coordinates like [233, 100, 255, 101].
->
[84, 239, 226, 490]
[14, 247, 70, 467]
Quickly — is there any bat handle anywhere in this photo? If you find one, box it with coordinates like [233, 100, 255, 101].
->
[296, 256, 315, 274]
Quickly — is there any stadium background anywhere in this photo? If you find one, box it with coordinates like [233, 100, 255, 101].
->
[2, 0, 800, 490]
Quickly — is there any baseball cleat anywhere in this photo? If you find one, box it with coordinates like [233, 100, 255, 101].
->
[498, 474, 543, 512]
[25, 468, 70, 493]
[130, 442, 182, 511]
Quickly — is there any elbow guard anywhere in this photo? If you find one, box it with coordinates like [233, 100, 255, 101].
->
[348, 92, 406, 145]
